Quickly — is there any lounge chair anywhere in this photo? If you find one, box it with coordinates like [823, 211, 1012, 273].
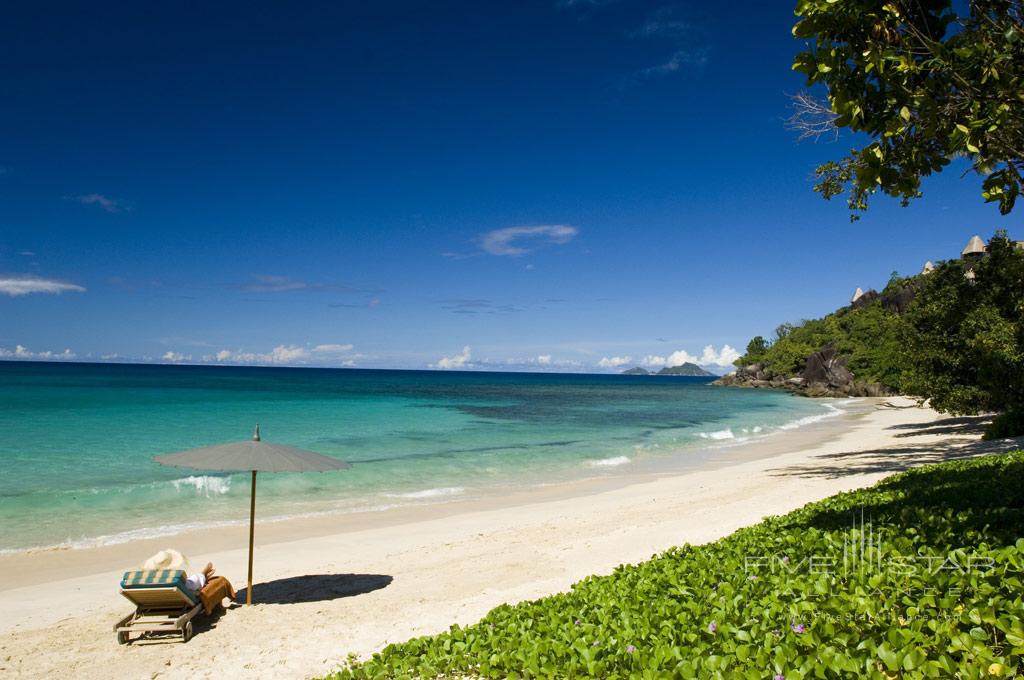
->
[114, 569, 202, 644]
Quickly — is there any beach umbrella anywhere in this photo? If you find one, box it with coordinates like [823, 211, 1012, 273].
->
[154, 425, 351, 605]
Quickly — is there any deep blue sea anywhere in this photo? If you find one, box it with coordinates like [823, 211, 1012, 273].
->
[0, 361, 842, 552]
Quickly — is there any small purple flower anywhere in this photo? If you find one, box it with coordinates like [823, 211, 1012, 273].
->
[791, 623, 806, 634]
[626, 645, 636, 654]
[781, 556, 790, 563]
[592, 640, 600, 647]
[488, 624, 494, 630]
[574, 619, 581, 626]
[772, 628, 781, 636]
[708, 621, 717, 633]
[775, 675, 785, 680]
[748, 575, 758, 581]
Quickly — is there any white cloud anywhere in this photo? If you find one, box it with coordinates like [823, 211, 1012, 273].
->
[206, 343, 356, 366]
[597, 355, 632, 368]
[0, 275, 86, 297]
[432, 346, 473, 369]
[68, 193, 131, 213]
[700, 344, 740, 367]
[312, 343, 354, 354]
[537, 354, 552, 365]
[209, 346, 309, 365]
[0, 345, 76, 360]
[640, 344, 740, 369]
[480, 225, 578, 256]
[161, 351, 191, 362]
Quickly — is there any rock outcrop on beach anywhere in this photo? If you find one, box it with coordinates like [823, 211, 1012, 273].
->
[713, 345, 895, 398]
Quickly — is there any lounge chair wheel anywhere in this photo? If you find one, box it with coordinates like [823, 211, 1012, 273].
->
[117, 630, 130, 645]
[183, 621, 193, 642]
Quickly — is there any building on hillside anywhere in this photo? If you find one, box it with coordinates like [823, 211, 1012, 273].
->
[962, 235, 987, 259]
[851, 287, 864, 304]
[921, 261, 935, 275]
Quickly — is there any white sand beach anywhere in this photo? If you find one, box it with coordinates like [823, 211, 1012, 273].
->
[1, 397, 1018, 679]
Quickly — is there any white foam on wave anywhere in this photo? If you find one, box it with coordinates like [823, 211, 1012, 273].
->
[587, 455, 631, 468]
[777, 402, 845, 431]
[386, 486, 466, 499]
[698, 429, 735, 441]
[169, 475, 231, 496]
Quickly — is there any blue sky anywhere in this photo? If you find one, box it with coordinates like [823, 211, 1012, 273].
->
[0, 1, 1018, 372]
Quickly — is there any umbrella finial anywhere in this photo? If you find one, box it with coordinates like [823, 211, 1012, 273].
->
[253, 424, 261, 442]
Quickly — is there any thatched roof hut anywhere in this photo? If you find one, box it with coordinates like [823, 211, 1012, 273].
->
[962, 235, 986, 258]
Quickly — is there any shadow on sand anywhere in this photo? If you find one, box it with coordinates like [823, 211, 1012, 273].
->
[236, 573, 393, 606]
[768, 412, 1023, 480]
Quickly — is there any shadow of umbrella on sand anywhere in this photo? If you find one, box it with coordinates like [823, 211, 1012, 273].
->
[154, 425, 351, 605]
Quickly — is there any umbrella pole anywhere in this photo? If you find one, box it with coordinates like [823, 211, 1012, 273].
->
[247, 470, 257, 605]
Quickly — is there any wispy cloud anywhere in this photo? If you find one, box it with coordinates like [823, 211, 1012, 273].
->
[640, 48, 709, 77]
[480, 225, 579, 257]
[327, 297, 381, 309]
[67, 193, 131, 213]
[597, 355, 633, 368]
[629, 5, 710, 79]
[234, 275, 365, 294]
[631, 18, 690, 38]
[0, 345, 76, 361]
[431, 346, 473, 370]
[441, 299, 523, 315]
[203, 342, 357, 366]
[312, 343, 354, 354]
[0, 275, 86, 297]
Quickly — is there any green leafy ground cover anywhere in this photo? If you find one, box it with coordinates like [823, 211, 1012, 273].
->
[329, 451, 1024, 679]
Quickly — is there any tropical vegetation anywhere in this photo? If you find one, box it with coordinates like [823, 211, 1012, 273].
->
[736, 232, 1024, 439]
[901, 234, 1024, 438]
[328, 451, 1024, 679]
[736, 275, 909, 390]
[791, 0, 1024, 219]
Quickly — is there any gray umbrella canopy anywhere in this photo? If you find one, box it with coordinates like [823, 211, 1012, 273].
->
[153, 425, 351, 604]
[154, 426, 352, 473]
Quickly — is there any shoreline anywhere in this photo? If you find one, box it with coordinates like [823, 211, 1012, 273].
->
[0, 398, 867, 589]
[3, 397, 1018, 679]
[0, 385, 841, 558]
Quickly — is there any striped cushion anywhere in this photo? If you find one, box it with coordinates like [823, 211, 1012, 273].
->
[121, 569, 198, 604]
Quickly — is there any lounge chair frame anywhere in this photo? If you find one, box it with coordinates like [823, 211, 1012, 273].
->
[114, 586, 202, 644]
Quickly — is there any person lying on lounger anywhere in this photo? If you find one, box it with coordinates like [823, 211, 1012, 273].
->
[142, 549, 236, 610]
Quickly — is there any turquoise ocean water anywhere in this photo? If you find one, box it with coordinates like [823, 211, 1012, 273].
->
[0, 362, 843, 553]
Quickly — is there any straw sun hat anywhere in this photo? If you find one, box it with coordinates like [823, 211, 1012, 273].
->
[142, 548, 190, 572]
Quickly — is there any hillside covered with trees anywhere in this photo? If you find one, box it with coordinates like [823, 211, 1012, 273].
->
[724, 232, 1024, 438]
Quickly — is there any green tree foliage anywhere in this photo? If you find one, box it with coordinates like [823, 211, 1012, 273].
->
[735, 281, 908, 388]
[901, 232, 1024, 436]
[792, 1, 1024, 219]
[744, 335, 769, 361]
[330, 452, 1024, 679]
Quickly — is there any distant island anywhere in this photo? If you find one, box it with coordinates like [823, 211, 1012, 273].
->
[621, 363, 714, 377]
